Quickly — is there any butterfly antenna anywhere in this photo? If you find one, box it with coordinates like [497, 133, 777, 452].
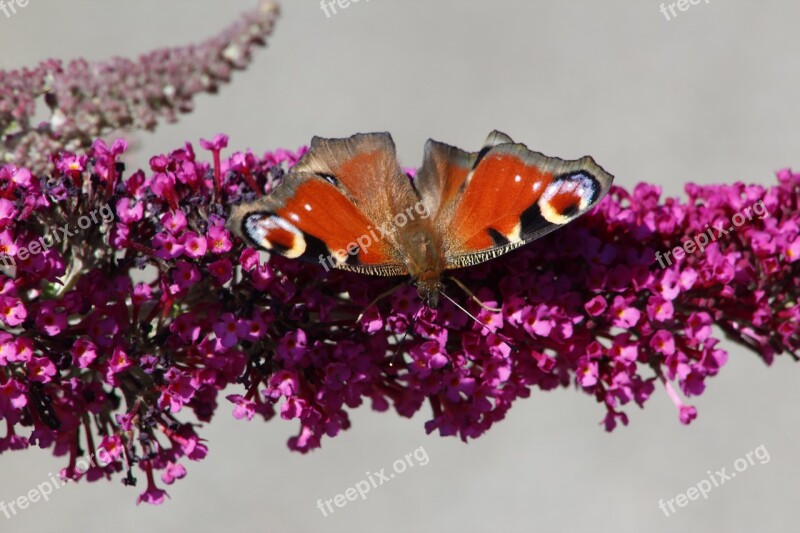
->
[437, 288, 519, 353]
[356, 283, 405, 323]
[446, 275, 502, 313]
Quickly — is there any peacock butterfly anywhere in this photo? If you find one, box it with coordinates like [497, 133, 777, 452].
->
[228, 131, 614, 307]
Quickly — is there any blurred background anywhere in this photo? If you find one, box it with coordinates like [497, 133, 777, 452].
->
[1, 1, 799, 532]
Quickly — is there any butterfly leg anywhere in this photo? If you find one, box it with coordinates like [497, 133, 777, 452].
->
[445, 275, 502, 313]
[355, 282, 408, 324]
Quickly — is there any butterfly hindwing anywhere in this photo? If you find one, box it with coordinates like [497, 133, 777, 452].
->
[292, 133, 421, 233]
[415, 139, 475, 222]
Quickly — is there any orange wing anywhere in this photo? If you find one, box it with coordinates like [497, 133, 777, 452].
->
[228, 133, 421, 276]
[413, 131, 614, 269]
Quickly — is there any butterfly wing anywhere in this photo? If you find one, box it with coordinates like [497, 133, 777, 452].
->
[228, 133, 420, 276]
[414, 130, 614, 269]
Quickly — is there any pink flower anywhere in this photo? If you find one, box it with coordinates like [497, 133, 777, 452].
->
[105, 346, 132, 384]
[207, 225, 232, 254]
[785, 236, 800, 263]
[98, 435, 124, 462]
[0, 199, 18, 229]
[161, 210, 187, 235]
[610, 296, 641, 328]
[650, 330, 676, 355]
[116, 198, 144, 224]
[152, 232, 184, 259]
[646, 296, 674, 322]
[173, 261, 200, 289]
[27, 357, 57, 383]
[577, 358, 599, 388]
[521, 304, 555, 337]
[170, 313, 202, 344]
[276, 330, 308, 366]
[35, 301, 67, 336]
[213, 313, 242, 348]
[584, 295, 607, 317]
[207, 258, 233, 285]
[137, 485, 168, 506]
[226, 394, 257, 420]
[55, 153, 88, 176]
[266, 370, 299, 400]
[161, 462, 187, 485]
[0, 229, 18, 261]
[180, 232, 207, 258]
[409, 341, 448, 378]
[199, 134, 229, 152]
[0, 379, 28, 413]
[0, 296, 26, 326]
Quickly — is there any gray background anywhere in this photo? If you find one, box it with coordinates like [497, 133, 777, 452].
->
[2, 1, 799, 532]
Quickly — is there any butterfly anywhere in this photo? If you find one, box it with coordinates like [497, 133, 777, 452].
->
[228, 131, 614, 308]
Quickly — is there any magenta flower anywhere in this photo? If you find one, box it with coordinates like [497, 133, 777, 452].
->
[227, 394, 258, 421]
[199, 133, 229, 152]
[180, 231, 208, 258]
[213, 313, 243, 348]
[70, 339, 98, 369]
[161, 210, 188, 234]
[207, 258, 233, 285]
[200, 133, 229, 194]
[207, 225, 233, 254]
[27, 357, 57, 383]
[161, 462, 187, 485]
[0, 296, 27, 327]
[35, 301, 67, 336]
[116, 198, 144, 224]
[153, 232, 184, 259]
[137, 467, 169, 506]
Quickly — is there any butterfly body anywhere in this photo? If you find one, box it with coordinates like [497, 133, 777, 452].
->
[229, 131, 614, 307]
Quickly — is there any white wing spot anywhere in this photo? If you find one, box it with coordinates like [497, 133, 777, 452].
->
[538, 173, 596, 225]
[514, 175, 522, 183]
[304, 204, 312, 211]
[244, 215, 307, 259]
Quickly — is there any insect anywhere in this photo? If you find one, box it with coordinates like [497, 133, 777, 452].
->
[228, 131, 614, 308]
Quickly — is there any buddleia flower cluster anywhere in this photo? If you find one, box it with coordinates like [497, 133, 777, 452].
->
[0, 0, 280, 175]
[0, 133, 797, 503]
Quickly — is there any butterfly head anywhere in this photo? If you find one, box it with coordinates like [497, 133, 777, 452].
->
[415, 278, 443, 308]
